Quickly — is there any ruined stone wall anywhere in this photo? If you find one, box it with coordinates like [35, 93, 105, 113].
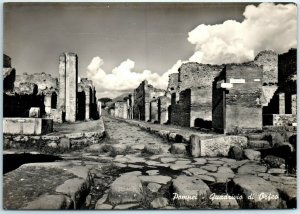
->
[178, 62, 223, 91]
[150, 99, 159, 123]
[3, 54, 11, 68]
[169, 63, 223, 128]
[224, 63, 263, 133]
[170, 89, 191, 127]
[14, 73, 58, 95]
[254, 50, 278, 85]
[133, 81, 147, 120]
[158, 96, 171, 124]
[114, 101, 127, 119]
[212, 70, 226, 131]
[3, 68, 15, 91]
[167, 73, 179, 94]
[133, 80, 165, 121]
[278, 48, 297, 90]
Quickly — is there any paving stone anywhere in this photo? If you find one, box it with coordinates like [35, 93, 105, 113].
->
[172, 175, 211, 207]
[233, 175, 280, 208]
[114, 163, 127, 168]
[55, 178, 88, 208]
[187, 168, 208, 175]
[218, 158, 237, 163]
[210, 194, 239, 209]
[23, 195, 73, 209]
[122, 171, 142, 176]
[268, 168, 286, 174]
[237, 163, 267, 175]
[175, 160, 191, 165]
[146, 170, 159, 175]
[170, 163, 191, 171]
[127, 164, 143, 169]
[200, 165, 218, 172]
[126, 156, 146, 164]
[114, 203, 140, 209]
[160, 157, 177, 163]
[131, 144, 145, 150]
[208, 167, 235, 183]
[138, 175, 172, 185]
[95, 204, 113, 209]
[147, 183, 161, 193]
[108, 175, 143, 204]
[207, 160, 224, 165]
[192, 158, 207, 165]
[146, 161, 161, 166]
[113, 157, 128, 163]
[150, 197, 169, 208]
[197, 174, 216, 183]
[95, 194, 108, 206]
[244, 149, 261, 161]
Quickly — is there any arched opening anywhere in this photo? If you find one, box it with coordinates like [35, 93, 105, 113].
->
[194, 118, 212, 129]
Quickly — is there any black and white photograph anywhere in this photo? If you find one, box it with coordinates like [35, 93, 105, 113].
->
[2, 1, 297, 210]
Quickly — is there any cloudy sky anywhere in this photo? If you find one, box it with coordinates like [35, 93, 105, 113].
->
[4, 2, 297, 98]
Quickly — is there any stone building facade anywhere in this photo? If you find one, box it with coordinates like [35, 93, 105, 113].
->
[169, 63, 223, 128]
[3, 53, 99, 124]
[262, 49, 297, 126]
[212, 62, 263, 134]
[133, 80, 165, 121]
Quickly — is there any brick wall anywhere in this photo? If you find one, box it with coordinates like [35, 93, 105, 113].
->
[170, 89, 191, 127]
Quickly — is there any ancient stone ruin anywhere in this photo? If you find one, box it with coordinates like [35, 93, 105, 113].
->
[3, 53, 100, 136]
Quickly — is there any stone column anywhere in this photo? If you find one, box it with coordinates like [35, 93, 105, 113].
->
[292, 94, 297, 115]
[65, 53, 78, 122]
[58, 53, 66, 112]
[44, 94, 52, 114]
[97, 101, 102, 116]
[84, 86, 90, 120]
[279, 93, 285, 114]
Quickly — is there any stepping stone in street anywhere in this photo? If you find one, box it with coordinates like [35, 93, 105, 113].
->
[108, 175, 143, 204]
[172, 175, 211, 208]
[147, 183, 161, 193]
[150, 197, 169, 208]
[233, 175, 280, 208]
[95, 194, 108, 207]
[187, 168, 208, 175]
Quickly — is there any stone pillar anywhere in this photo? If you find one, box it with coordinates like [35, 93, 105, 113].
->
[65, 53, 78, 122]
[44, 94, 52, 114]
[97, 101, 102, 116]
[123, 102, 128, 119]
[292, 94, 297, 115]
[84, 86, 90, 120]
[279, 93, 285, 114]
[58, 53, 66, 112]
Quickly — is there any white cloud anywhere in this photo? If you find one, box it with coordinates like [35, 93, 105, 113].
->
[87, 3, 297, 98]
[187, 3, 297, 64]
[87, 57, 166, 98]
